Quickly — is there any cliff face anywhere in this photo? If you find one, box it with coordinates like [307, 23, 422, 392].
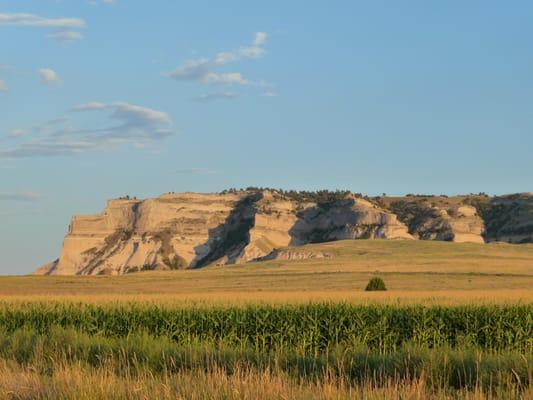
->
[480, 193, 533, 244]
[381, 197, 485, 243]
[44, 193, 251, 275]
[35, 191, 533, 275]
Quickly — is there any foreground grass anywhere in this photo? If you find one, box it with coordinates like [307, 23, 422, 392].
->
[5, 362, 529, 400]
[0, 302, 530, 399]
[0, 327, 531, 399]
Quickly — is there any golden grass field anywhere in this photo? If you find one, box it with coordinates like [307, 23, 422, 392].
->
[2, 240, 532, 305]
[1, 240, 532, 399]
[2, 362, 527, 400]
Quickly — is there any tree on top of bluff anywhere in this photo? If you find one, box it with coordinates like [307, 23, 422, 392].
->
[219, 187, 360, 205]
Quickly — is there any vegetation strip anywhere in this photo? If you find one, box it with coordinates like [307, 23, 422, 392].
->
[0, 303, 531, 353]
[0, 327, 531, 392]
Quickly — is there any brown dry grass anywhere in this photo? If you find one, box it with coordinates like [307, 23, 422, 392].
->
[0, 361, 528, 400]
[1, 240, 531, 305]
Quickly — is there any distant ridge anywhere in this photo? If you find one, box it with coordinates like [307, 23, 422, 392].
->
[35, 190, 533, 275]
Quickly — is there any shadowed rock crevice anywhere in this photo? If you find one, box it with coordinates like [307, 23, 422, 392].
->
[191, 192, 262, 268]
[383, 198, 484, 243]
[469, 194, 533, 243]
[78, 229, 134, 275]
[289, 197, 412, 246]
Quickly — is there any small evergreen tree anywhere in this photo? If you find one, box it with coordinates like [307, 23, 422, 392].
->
[365, 277, 387, 291]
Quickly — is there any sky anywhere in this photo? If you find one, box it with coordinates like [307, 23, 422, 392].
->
[1, 0, 532, 274]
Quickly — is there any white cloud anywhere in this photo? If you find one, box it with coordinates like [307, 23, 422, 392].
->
[254, 32, 268, 46]
[169, 58, 210, 81]
[48, 30, 84, 43]
[0, 13, 85, 28]
[72, 102, 107, 111]
[0, 79, 7, 91]
[213, 52, 238, 66]
[9, 129, 26, 138]
[203, 72, 249, 85]
[170, 62, 249, 86]
[192, 92, 241, 103]
[0, 102, 174, 158]
[39, 69, 61, 84]
[0, 192, 41, 202]
[169, 32, 268, 87]
[0, 13, 85, 43]
[239, 46, 265, 59]
[73, 102, 172, 125]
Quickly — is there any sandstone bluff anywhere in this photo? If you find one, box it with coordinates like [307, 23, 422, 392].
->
[35, 190, 533, 275]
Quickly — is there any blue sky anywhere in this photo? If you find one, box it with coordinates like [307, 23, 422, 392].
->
[1, 0, 532, 274]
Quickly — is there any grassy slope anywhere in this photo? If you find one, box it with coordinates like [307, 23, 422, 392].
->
[2, 240, 532, 304]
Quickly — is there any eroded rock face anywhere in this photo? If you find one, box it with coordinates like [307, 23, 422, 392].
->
[382, 198, 485, 243]
[232, 193, 413, 264]
[232, 191, 300, 264]
[37, 191, 413, 275]
[35, 191, 533, 275]
[288, 197, 413, 245]
[40, 193, 252, 275]
[482, 194, 533, 244]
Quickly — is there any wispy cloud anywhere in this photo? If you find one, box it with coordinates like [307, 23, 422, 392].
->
[0, 102, 174, 158]
[0, 13, 85, 28]
[192, 92, 241, 103]
[258, 79, 278, 97]
[0, 13, 86, 42]
[169, 32, 269, 87]
[0, 192, 41, 202]
[48, 30, 83, 43]
[0, 79, 7, 91]
[254, 32, 267, 46]
[170, 59, 250, 86]
[39, 68, 61, 84]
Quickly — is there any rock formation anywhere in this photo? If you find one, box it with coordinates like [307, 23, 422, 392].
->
[35, 190, 533, 275]
[480, 193, 533, 244]
[381, 197, 485, 243]
[41, 192, 253, 275]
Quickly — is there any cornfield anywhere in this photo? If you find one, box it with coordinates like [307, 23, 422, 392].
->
[0, 303, 530, 353]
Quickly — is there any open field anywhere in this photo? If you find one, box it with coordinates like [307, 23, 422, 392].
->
[2, 240, 533, 304]
[1, 240, 532, 399]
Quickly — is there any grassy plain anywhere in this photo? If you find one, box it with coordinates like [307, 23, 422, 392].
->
[1, 240, 532, 304]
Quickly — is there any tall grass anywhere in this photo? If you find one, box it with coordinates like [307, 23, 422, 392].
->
[0, 327, 530, 395]
[4, 361, 528, 400]
[0, 302, 530, 398]
[0, 303, 530, 353]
